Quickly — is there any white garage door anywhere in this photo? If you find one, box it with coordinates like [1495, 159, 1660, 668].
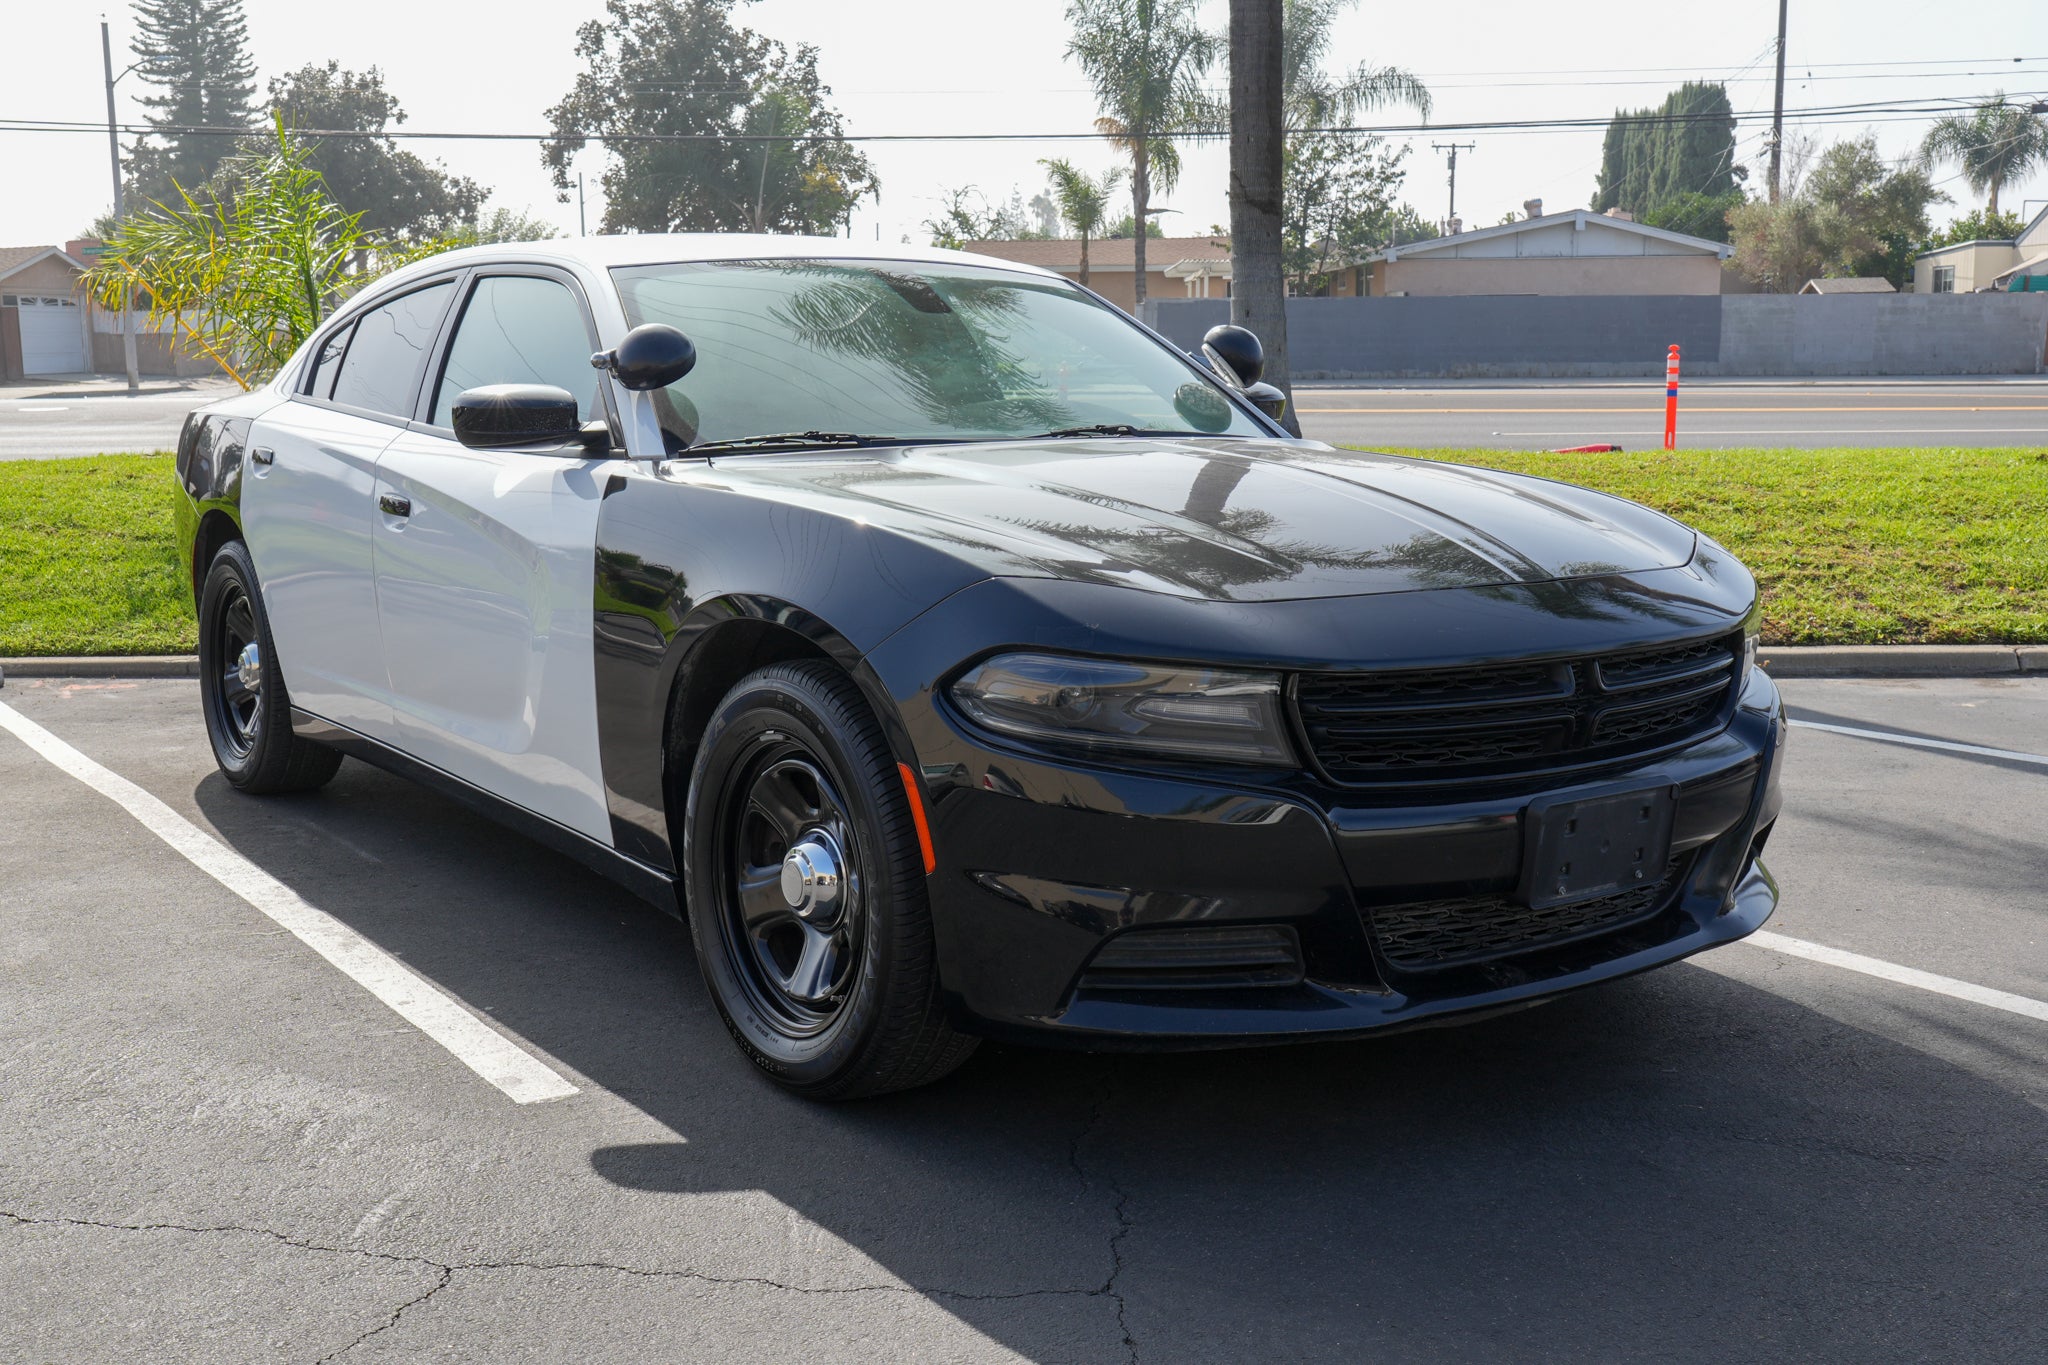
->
[13, 295, 88, 375]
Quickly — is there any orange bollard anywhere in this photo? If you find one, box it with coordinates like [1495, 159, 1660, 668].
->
[1663, 344, 1681, 450]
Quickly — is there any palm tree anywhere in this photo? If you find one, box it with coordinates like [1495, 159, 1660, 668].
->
[1920, 95, 2048, 217]
[1279, 0, 1432, 130]
[1065, 0, 1219, 310]
[1229, 0, 1289, 402]
[1038, 158, 1125, 286]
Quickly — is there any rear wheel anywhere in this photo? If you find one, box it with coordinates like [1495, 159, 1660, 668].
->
[683, 661, 975, 1099]
[197, 540, 342, 794]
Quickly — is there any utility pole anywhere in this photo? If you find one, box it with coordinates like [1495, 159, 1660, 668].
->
[1432, 142, 1475, 232]
[1768, 0, 1789, 202]
[753, 104, 778, 233]
[576, 173, 587, 236]
[100, 18, 140, 394]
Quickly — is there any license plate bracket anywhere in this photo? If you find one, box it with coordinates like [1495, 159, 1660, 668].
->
[1519, 780, 1676, 910]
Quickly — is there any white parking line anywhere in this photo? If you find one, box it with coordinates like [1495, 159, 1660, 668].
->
[1739, 930, 2048, 1025]
[0, 700, 579, 1105]
[1787, 718, 2048, 768]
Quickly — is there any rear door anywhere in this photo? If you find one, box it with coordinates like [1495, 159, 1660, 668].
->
[369, 268, 621, 841]
[243, 277, 457, 738]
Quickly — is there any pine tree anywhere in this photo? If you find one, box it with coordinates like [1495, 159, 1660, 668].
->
[126, 0, 259, 207]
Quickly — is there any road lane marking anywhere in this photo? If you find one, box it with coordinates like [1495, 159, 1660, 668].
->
[0, 700, 580, 1105]
[1738, 931, 2048, 1025]
[1787, 718, 2048, 768]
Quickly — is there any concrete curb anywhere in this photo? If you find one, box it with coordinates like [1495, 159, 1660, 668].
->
[0, 655, 201, 681]
[1760, 645, 2042, 677]
[3, 646, 2043, 684]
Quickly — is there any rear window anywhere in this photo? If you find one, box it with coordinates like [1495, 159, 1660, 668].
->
[327, 281, 454, 418]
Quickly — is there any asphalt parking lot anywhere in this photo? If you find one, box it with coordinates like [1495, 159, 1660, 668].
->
[4, 675, 2046, 1363]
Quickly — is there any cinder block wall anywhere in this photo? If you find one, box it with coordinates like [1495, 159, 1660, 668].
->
[1144, 294, 2048, 379]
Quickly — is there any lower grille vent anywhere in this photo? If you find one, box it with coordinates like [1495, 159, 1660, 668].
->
[1369, 857, 1688, 970]
[1079, 925, 1304, 991]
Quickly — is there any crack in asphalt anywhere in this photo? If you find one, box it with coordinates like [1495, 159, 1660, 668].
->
[1067, 1064, 1140, 1365]
[2, 1207, 1124, 1357]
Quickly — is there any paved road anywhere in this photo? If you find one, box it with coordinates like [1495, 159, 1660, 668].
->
[1297, 377, 2048, 450]
[4, 674, 2044, 1361]
[0, 378, 239, 460]
[6, 376, 2048, 461]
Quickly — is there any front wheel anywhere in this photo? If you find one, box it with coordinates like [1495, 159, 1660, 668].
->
[197, 540, 342, 794]
[683, 661, 976, 1099]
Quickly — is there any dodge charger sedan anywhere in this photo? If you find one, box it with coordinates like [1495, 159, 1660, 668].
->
[174, 236, 1785, 1098]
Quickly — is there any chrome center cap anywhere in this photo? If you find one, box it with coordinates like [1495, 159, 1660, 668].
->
[236, 641, 263, 693]
[779, 832, 844, 921]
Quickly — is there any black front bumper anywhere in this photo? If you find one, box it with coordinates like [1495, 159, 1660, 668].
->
[881, 662, 1783, 1049]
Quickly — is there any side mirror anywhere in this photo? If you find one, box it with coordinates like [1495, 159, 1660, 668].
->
[592, 323, 696, 391]
[1201, 324, 1264, 389]
[451, 384, 586, 450]
[1242, 380, 1289, 423]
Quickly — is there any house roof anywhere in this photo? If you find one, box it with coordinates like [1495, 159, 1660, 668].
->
[1992, 252, 2048, 287]
[0, 246, 83, 284]
[1916, 237, 2017, 259]
[964, 236, 1232, 273]
[1799, 277, 1896, 294]
[1366, 210, 1733, 263]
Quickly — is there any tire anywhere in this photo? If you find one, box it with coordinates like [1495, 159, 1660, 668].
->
[197, 539, 343, 795]
[682, 661, 977, 1100]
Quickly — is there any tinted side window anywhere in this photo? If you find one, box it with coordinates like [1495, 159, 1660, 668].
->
[432, 276, 599, 425]
[328, 281, 454, 418]
[304, 322, 354, 399]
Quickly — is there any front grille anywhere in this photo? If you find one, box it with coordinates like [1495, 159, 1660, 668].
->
[1294, 634, 1743, 786]
[1368, 856, 1689, 970]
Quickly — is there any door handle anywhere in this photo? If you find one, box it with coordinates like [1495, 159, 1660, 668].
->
[250, 446, 274, 466]
[377, 492, 412, 518]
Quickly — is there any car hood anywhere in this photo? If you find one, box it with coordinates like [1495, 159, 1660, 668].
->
[703, 437, 1698, 603]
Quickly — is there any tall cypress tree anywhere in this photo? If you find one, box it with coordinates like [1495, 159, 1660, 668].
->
[1592, 82, 1741, 224]
[125, 0, 259, 207]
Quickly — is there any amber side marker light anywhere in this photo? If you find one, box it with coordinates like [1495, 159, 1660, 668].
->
[898, 763, 937, 874]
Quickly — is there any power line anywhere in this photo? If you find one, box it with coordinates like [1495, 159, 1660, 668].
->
[8, 93, 2041, 147]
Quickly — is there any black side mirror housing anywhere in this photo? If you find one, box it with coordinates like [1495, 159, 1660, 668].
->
[593, 323, 697, 391]
[451, 384, 590, 451]
[1201, 324, 1264, 387]
[1242, 380, 1289, 423]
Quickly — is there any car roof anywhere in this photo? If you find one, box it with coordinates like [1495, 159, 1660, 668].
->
[372, 233, 1070, 292]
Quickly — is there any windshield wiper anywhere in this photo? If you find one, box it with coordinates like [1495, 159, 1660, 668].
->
[689, 431, 919, 453]
[1035, 424, 1203, 439]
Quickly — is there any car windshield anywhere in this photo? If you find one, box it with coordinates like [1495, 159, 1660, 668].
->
[609, 258, 1265, 450]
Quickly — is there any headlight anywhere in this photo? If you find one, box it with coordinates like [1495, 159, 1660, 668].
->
[1743, 628, 1761, 678]
[948, 653, 1295, 766]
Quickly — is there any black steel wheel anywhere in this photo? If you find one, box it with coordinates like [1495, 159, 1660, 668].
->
[197, 540, 342, 794]
[683, 660, 976, 1099]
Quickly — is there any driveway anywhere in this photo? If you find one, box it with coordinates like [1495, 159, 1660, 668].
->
[2, 675, 2045, 1362]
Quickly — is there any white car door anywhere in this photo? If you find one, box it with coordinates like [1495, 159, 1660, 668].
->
[369, 270, 621, 842]
[244, 278, 458, 739]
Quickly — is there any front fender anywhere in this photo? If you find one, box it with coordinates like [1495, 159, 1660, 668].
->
[589, 467, 994, 871]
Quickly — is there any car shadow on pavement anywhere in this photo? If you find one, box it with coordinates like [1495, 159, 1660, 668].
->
[191, 760, 2048, 1364]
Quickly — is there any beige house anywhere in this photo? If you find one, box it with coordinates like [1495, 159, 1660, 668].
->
[1, 242, 214, 380]
[1361, 210, 1732, 297]
[964, 236, 1238, 311]
[1912, 205, 2048, 293]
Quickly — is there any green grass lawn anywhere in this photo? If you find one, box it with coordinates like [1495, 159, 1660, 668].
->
[1379, 447, 2048, 646]
[0, 454, 192, 656]
[2, 447, 2044, 655]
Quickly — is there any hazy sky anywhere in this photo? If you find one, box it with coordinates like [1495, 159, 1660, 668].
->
[6, 0, 2046, 248]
